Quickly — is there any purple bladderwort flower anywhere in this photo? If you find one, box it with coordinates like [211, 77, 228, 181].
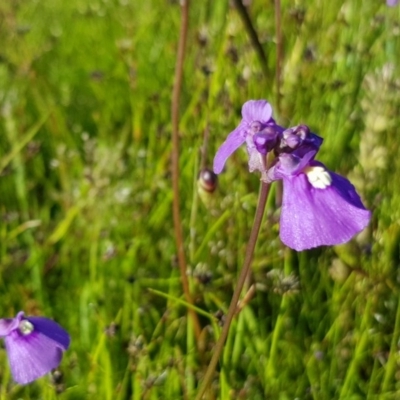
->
[0, 311, 70, 384]
[213, 100, 371, 251]
[213, 100, 284, 181]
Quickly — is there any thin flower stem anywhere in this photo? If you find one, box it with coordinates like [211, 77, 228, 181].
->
[171, 0, 201, 341]
[233, 0, 269, 79]
[195, 181, 271, 400]
[274, 0, 284, 207]
[200, 124, 210, 171]
[274, 0, 283, 112]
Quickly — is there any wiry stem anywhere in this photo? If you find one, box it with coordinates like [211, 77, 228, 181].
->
[195, 181, 271, 400]
[171, 0, 201, 340]
[274, 0, 283, 112]
[274, 0, 283, 206]
[233, 0, 268, 79]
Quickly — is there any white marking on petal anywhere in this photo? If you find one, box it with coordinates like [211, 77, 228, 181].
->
[304, 166, 332, 189]
[18, 320, 34, 335]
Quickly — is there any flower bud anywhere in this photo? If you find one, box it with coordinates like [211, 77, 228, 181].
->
[198, 168, 218, 193]
[197, 168, 218, 208]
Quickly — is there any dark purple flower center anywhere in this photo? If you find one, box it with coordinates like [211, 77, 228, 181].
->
[277, 124, 323, 158]
[253, 124, 282, 155]
[281, 125, 310, 148]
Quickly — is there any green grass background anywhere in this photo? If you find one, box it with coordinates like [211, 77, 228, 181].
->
[0, 0, 399, 398]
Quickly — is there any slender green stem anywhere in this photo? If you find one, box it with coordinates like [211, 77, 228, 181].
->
[274, 0, 283, 112]
[339, 296, 373, 398]
[266, 248, 293, 379]
[195, 181, 271, 400]
[274, 0, 284, 207]
[233, 0, 268, 79]
[171, 0, 201, 340]
[380, 291, 400, 392]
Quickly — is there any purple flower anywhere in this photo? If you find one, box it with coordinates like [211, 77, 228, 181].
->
[213, 99, 371, 250]
[0, 311, 70, 384]
[387, 0, 399, 6]
[268, 153, 371, 251]
[213, 100, 283, 178]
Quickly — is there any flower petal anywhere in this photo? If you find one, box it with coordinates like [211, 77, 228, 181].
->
[6, 332, 64, 384]
[27, 317, 70, 350]
[267, 151, 316, 181]
[0, 318, 19, 337]
[213, 125, 246, 174]
[241, 100, 272, 123]
[279, 170, 371, 251]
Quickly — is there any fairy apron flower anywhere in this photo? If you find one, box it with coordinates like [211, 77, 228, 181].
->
[213, 99, 371, 251]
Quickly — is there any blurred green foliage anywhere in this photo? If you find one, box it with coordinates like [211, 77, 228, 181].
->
[0, 0, 400, 398]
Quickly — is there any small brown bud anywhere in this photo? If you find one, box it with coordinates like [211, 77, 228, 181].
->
[198, 168, 218, 193]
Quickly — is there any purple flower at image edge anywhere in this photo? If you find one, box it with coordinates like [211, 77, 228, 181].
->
[269, 153, 371, 251]
[0, 311, 70, 384]
[387, 0, 399, 6]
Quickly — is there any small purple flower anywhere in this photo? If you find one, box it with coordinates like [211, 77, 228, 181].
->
[0, 311, 70, 384]
[268, 153, 371, 251]
[387, 0, 399, 6]
[213, 100, 283, 178]
[213, 99, 371, 251]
